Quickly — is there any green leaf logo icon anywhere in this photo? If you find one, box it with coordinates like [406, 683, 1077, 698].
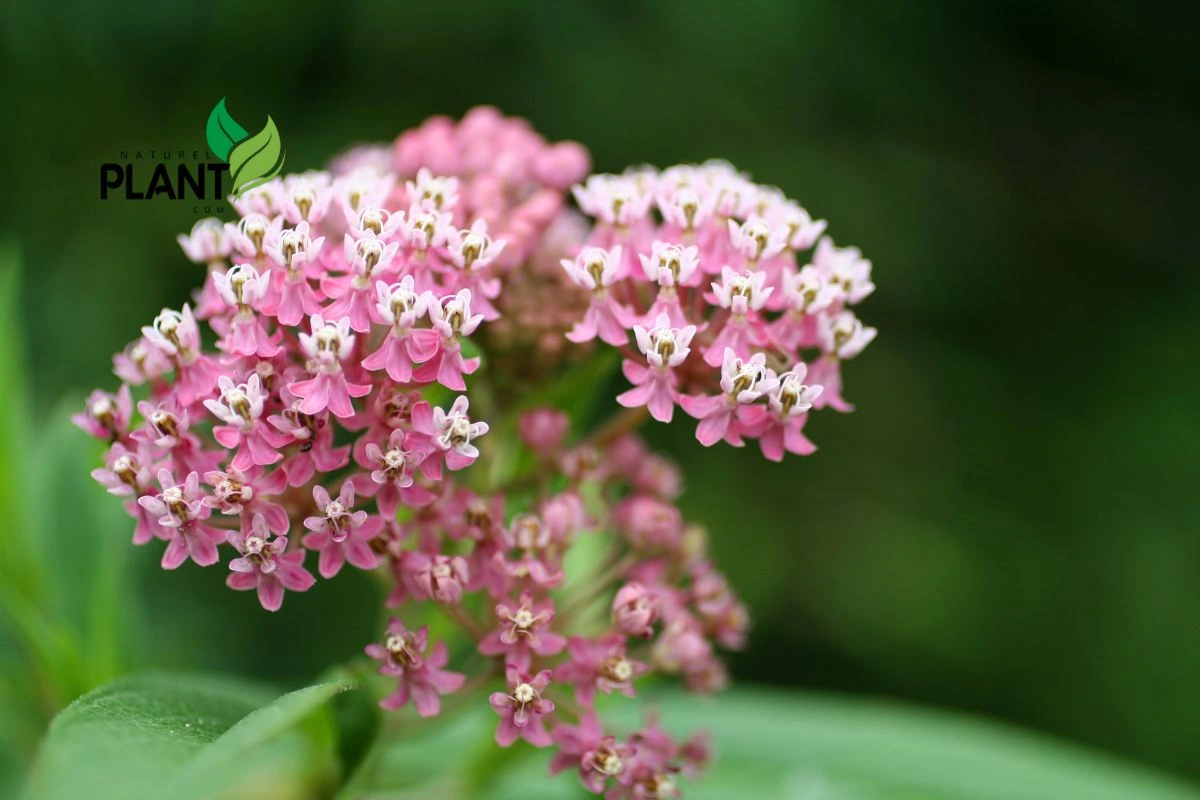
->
[227, 116, 286, 196]
[205, 97, 248, 162]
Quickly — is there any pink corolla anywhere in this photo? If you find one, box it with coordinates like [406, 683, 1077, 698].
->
[550, 711, 636, 795]
[141, 306, 221, 405]
[407, 552, 470, 604]
[740, 365, 823, 461]
[704, 267, 772, 365]
[136, 469, 224, 569]
[204, 374, 287, 471]
[808, 310, 876, 412]
[325, 233, 402, 332]
[640, 241, 701, 327]
[409, 289, 483, 390]
[561, 246, 631, 346]
[556, 634, 648, 705]
[132, 400, 212, 475]
[263, 222, 326, 325]
[490, 665, 556, 748]
[728, 215, 788, 265]
[361, 278, 426, 382]
[73, 385, 132, 441]
[301, 482, 382, 578]
[203, 466, 290, 534]
[612, 582, 659, 638]
[408, 395, 489, 474]
[617, 313, 695, 423]
[479, 590, 567, 670]
[680, 349, 778, 446]
[366, 620, 465, 716]
[360, 428, 433, 517]
[211, 264, 279, 358]
[289, 314, 371, 418]
[225, 513, 315, 611]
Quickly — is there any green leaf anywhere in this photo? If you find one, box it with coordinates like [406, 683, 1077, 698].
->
[205, 97, 248, 162]
[228, 116, 285, 196]
[28, 402, 141, 690]
[27, 674, 357, 800]
[367, 688, 1200, 800]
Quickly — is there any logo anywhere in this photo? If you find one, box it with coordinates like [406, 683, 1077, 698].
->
[205, 97, 286, 197]
[99, 98, 284, 211]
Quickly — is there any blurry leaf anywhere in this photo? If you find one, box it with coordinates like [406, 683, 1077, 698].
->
[205, 97, 248, 161]
[29, 402, 140, 691]
[0, 240, 36, 596]
[228, 116, 285, 196]
[363, 688, 1200, 800]
[27, 673, 359, 800]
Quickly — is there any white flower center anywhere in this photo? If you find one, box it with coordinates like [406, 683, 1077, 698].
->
[513, 683, 536, 705]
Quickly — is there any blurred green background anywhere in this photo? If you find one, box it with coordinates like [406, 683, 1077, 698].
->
[1, 0, 1198, 791]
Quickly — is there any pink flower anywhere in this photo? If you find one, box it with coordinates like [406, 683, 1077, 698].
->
[211, 264, 279, 358]
[679, 349, 778, 446]
[360, 428, 433, 517]
[517, 408, 569, 456]
[301, 482, 382, 578]
[202, 466, 289, 534]
[561, 246, 631, 346]
[807, 310, 876, 412]
[615, 496, 684, 552]
[739, 365, 823, 461]
[225, 513, 315, 611]
[289, 314, 371, 419]
[141, 306, 221, 405]
[728, 215, 787, 265]
[137, 469, 223, 569]
[204, 374, 287, 471]
[479, 590, 566, 670]
[556, 634, 648, 705]
[550, 711, 636, 794]
[812, 235, 874, 306]
[616, 313, 695, 423]
[408, 395, 489, 474]
[91, 441, 151, 498]
[408, 552, 470, 604]
[269, 402, 351, 486]
[361, 278, 426, 382]
[73, 386, 132, 441]
[177, 217, 233, 264]
[408, 289, 483, 390]
[639, 241, 701, 327]
[704, 267, 772, 365]
[263, 222, 326, 325]
[612, 582, 659, 638]
[325, 233, 401, 332]
[365, 620, 465, 716]
[489, 665, 555, 747]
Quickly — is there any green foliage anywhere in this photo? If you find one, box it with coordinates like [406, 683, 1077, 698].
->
[25, 674, 357, 800]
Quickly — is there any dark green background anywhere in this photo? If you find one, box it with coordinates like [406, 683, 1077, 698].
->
[1, 0, 1197, 782]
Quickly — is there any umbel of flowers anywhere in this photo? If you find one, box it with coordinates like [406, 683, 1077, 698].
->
[78, 106, 875, 798]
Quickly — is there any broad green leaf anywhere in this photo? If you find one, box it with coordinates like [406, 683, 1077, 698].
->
[27, 674, 357, 800]
[228, 117, 285, 196]
[205, 97, 248, 161]
[366, 688, 1200, 800]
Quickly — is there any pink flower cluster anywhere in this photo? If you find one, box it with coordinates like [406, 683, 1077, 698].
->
[80, 108, 875, 797]
[564, 162, 877, 460]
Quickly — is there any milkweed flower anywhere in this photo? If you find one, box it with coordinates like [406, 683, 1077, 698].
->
[81, 107, 875, 798]
[366, 620, 466, 716]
